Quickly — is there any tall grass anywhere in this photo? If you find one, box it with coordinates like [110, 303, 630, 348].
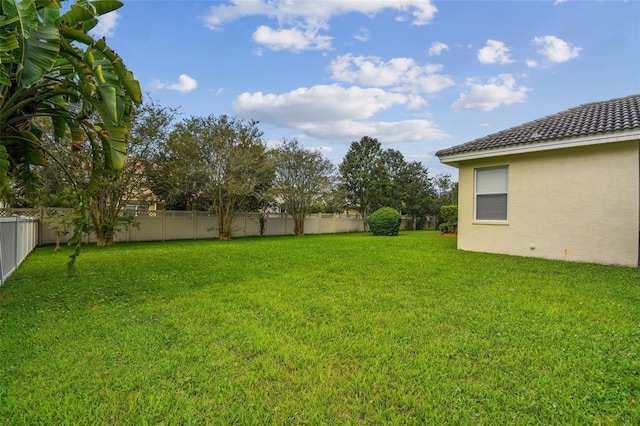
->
[1, 232, 638, 424]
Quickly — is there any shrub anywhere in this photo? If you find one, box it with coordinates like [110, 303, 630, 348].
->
[368, 207, 402, 236]
[439, 205, 458, 234]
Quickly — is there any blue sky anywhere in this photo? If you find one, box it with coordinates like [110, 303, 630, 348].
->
[91, 0, 640, 176]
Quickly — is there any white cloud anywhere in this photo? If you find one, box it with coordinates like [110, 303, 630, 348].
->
[253, 25, 332, 51]
[203, 0, 437, 51]
[329, 54, 454, 94]
[204, 0, 438, 29]
[169, 74, 198, 93]
[533, 35, 582, 64]
[353, 28, 370, 42]
[478, 40, 514, 64]
[234, 84, 408, 125]
[90, 11, 120, 38]
[302, 119, 449, 143]
[526, 59, 539, 68]
[428, 42, 449, 56]
[233, 84, 448, 142]
[452, 74, 531, 111]
[152, 74, 198, 93]
[316, 146, 333, 154]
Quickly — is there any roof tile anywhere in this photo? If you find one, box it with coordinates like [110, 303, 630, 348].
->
[437, 95, 640, 157]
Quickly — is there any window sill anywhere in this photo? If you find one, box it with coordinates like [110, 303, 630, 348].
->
[472, 220, 509, 226]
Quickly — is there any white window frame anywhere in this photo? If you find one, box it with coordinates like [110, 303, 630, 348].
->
[474, 166, 509, 222]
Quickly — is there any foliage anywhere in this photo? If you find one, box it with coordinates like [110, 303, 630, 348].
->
[86, 100, 175, 246]
[439, 204, 458, 234]
[30, 100, 174, 246]
[38, 207, 75, 251]
[394, 159, 436, 229]
[270, 139, 336, 235]
[164, 115, 274, 240]
[340, 137, 437, 230]
[434, 173, 458, 210]
[309, 185, 348, 214]
[0, 0, 141, 268]
[380, 149, 405, 211]
[339, 136, 390, 228]
[0, 0, 141, 189]
[1, 233, 639, 424]
[367, 206, 402, 236]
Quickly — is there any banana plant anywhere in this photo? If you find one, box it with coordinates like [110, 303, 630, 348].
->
[0, 0, 141, 190]
[0, 0, 141, 272]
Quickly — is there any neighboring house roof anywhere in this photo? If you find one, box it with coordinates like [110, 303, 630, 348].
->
[437, 94, 640, 161]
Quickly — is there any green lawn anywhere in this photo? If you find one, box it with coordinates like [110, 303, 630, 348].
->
[1, 231, 638, 424]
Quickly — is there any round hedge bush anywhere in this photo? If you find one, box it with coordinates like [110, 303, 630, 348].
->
[368, 207, 402, 236]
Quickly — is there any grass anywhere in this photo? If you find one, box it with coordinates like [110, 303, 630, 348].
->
[0, 231, 639, 425]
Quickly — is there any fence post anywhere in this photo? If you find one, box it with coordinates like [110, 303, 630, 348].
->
[14, 217, 18, 276]
[0, 223, 4, 286]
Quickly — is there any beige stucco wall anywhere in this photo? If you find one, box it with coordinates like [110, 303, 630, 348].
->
[456, 140, 640, 267]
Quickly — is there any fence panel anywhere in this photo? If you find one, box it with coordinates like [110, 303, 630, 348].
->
[0, 216, 39, 284]
[3, 208, 436, 248]
[130, 214, 164, 241]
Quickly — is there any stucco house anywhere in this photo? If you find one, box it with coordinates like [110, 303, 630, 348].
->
[436, 94, 640, 268]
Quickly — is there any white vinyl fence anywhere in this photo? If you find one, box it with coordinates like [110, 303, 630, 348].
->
[2, 208, 437, 247]
[0, 215, 39, 284]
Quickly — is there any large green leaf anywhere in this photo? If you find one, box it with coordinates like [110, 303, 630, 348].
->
[0, 143, 10, 188]
[81, 17, 98, 32]
[58, 5, 94, 26]
[10, 0, 38, 38]
[98, 84, 117, 122]
[39, 5, 60, 26]
[51, 114, 67, 140]
[3, 127, 47, 166]
[101, 123, 126, 170]
[0, 28, 19, 51]
[34, 1, 62, 9]
[20, 25, 60, 87]
[90, 1, 123, 16]
[0, 67, 10, 86]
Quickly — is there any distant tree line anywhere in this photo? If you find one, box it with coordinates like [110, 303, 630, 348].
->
[4, 101, 457, 244]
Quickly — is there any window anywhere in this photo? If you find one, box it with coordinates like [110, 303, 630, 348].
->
[475, 166, 508, 221]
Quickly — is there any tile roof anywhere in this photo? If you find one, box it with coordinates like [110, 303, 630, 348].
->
[436, 94, 640, 158]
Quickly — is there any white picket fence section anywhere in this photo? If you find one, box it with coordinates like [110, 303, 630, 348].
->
[0, 215, 39, 284]
[32, 210, 426, 245]
[0, 209, 436, 281]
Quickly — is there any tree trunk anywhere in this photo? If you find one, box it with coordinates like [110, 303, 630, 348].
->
[217, 208, 234, 241]
[362, 212, 369, 231]
[95, 223, 115, 246]
[293, 215, 305, 236]
[216, 211, 228, 240]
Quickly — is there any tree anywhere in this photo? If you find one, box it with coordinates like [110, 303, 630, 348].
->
[396, 161, 436, 229]
[145, 150, 194, 211]
[1, 0, 141, 189]
[87, 101, 176, 246]
[381, 148, 406, 211]
[434, 173, 458, 206]
[339, 136, 390, 228]
[33, 100, 176, 246]
[271, 139, 336, 235]
[1, 0, 141, 268]
[166, 115, 273, 240]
